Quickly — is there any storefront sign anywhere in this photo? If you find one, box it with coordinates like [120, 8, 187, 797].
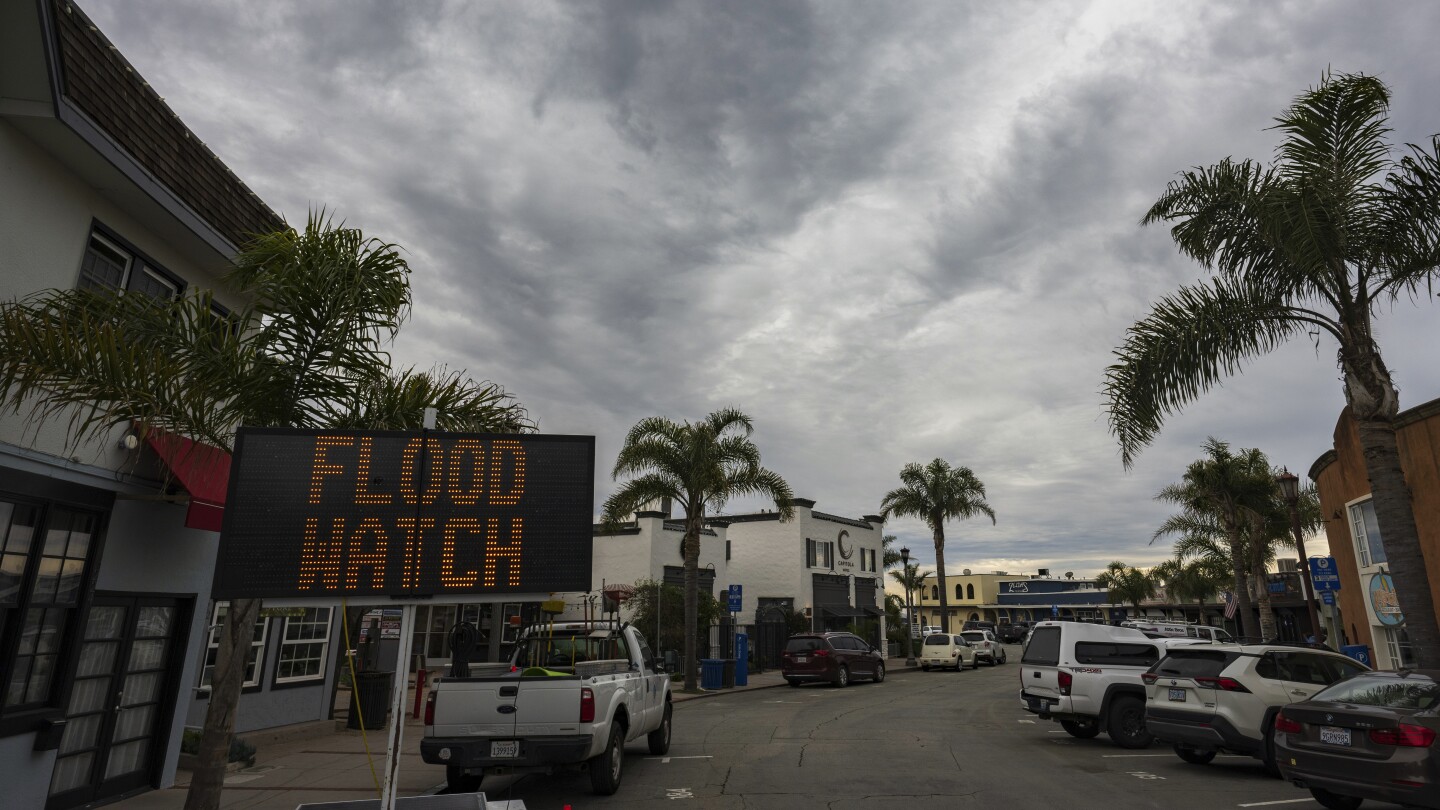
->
[1369, 572, 1404, 626]
[213, 428, 594, 599]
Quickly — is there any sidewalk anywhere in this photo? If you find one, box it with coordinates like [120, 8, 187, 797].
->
[108, 659, 920, 810]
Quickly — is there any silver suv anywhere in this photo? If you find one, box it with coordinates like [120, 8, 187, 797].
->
[1142, 643, 1369, 773]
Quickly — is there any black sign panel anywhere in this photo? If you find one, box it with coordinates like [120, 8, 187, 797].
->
[213, 428, 594, 599]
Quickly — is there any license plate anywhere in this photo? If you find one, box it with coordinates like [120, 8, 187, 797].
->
[795, 656, 808, 664]
[490, 740, 519, 758]
[1168, 688, 1186, 702]
[1319, 726, 1351, 746]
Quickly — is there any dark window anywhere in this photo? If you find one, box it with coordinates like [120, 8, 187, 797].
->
[1023, 626, 1061, 665]
[966, 584, 975, 600]
[805, 540, 816, 568]
[930, 586, 938, 600]
[75, 227, 183, 300]
[1074, 642, 1159, 667]
[1154, 649, 1235, 679]
[923, 634, 952, 646]
[1256, 654, 1280, 680]
[1277, 652, 1339, 686]
[785, 637, 822, 653]
[725, 541, 731, 561]
[955, 584, 963, 600]
[0, 501, 100, 719]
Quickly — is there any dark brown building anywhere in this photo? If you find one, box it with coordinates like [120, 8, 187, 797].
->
[1310, 396, 1440, 670]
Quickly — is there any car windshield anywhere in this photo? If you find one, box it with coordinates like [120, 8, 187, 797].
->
[785, 637, 824, 653]
[924, 635, 953, 646]
[1313, 675, 1439, 710]
[960, 632, 986, 643]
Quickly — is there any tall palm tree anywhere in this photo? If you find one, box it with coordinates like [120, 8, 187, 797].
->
[0, 213, 528, 810]
[882, 533, 903, 570]
[1154, 439, 1275, 640]
[601, 409, 793, 692]
[1104, 72, 1440, 666]
[879, 459, 995, 633]
[889, 561, 926, 634]
[1094, 561, 1158, 612]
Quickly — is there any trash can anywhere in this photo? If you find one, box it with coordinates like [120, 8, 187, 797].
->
[700, 659, 724, 690]
[721, 659, 736, 689]
[734, 634, 749, 686]
[348, 671, 393, 730]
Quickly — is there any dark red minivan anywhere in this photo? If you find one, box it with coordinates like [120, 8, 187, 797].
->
[781, 632, 885, 687]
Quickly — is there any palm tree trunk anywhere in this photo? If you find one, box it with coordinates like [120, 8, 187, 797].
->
[681, 517, 701, 692]
[184, 597, 260, 810]
[1253, 564, 1277, 641]
[933, 526, 950, 633]
[1228, 534, 1260, 640]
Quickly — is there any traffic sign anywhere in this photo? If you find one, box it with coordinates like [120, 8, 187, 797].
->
[1051, 604, 1059, 617]
[728, 583, 743, 613]
[1309, 556, 1341, 592]
[1321, 591, 1336, 606]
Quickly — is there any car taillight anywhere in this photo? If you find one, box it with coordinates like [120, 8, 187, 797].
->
[1057, 670, 1072, 696]
[1273, 711, 1302, 734]
[1194, 676, 1249, 692]
[814, 649, 831, 657]
[580, 687, 595, 723]
[424, 690, 436, 726]
[1370, 724, 1437, 747]
[1140, 673, 1159, 685]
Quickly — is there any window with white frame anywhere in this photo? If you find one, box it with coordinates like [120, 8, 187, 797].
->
[1348, 498, 1387, 567]
[1384, 627, 1415, 668]
[200, 602, 267, 690]
[76, 228, 183, 300]
[276, 607, 332, 683]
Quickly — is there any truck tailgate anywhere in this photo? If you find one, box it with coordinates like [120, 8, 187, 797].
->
[515, 676, 583, 736]
[429, 679, 517, 738]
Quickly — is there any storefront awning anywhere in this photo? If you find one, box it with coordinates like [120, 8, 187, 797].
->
[145, 429, 231, 532]
[821, 606, 871, 618]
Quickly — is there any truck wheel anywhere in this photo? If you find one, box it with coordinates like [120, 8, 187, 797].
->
[648, 703, 672, 755]
[446, 765, 482, 794]
[589, 723, 625, 795]
[1106, 695, 1152, 749]
[1061, 719, 1100, 739]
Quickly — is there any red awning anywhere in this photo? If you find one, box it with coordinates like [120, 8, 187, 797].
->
[144, 430, 231, 532]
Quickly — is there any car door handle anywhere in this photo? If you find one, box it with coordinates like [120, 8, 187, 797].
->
[1032, 672, 1039, 678]
[1290, 689, 1308, 696]
[499, 686, 519, 697]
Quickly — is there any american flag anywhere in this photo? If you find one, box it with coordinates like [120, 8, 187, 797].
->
[1222, 590, 1237, 619]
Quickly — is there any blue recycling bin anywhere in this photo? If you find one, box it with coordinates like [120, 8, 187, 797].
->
[735, 633, 749, 686]
[701, 659, 724, 690]
[1341, 644, 1373, 668]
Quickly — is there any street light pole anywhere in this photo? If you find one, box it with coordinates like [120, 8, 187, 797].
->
[1276, 469, 1323, 643]
[901, 547, 916, 667]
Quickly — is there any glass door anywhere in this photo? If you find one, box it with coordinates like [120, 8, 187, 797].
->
[48, 595, 185, 809]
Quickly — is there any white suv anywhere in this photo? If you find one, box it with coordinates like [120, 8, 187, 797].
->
[1020, 621, 1206, 748]
[960, 630, 1006, 665]
[1142, 643, 1369, 773]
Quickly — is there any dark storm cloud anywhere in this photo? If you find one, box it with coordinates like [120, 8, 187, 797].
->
[80, 0, 1440, 578]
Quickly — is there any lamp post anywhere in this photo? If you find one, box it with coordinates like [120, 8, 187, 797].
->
[901, 547, 917, 667]
[1276, 469, 1322, 643]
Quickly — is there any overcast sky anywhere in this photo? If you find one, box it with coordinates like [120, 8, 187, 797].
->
[86, 1, 1440, 578]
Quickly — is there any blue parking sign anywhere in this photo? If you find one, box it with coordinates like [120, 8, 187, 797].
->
[728, 584, 742, 613]
[1309, 557, 1341, 591]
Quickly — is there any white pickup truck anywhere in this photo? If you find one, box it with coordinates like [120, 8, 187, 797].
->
[421, 622, 672, 795]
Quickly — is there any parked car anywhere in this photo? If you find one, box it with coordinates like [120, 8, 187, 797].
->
[960, 630, 1005, 665]
[997, 622, 1030, 644]
[781, 632, 886, 688]
[920, 626, 943, 638]
[1275, 669, 1439, 810]
[920, 633, 978, 671]
[1020, 620, 1209, 748]
[962, 620, 997, 634]
[1142, 642, 1369, 773]
[1122, 620, 1233, 643]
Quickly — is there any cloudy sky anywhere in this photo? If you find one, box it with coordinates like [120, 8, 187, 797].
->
[87, 1, 1440, 578]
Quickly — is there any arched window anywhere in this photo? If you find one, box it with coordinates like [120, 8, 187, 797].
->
[955, 584, 964, 600]
[930, 586, 939, 601]
[966, 584, 975, 600]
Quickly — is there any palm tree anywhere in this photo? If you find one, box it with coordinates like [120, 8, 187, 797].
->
[882, 533, 902, 570]
[0, 213, 528, 810]
[1094, 561, 1158, 613]
[1104, 72, 1440, 666]
[879, 459, 995, 633]
[889, 561, 926, 635]
[1154, 439, 1275, 640]
[601, 409, 793, 692]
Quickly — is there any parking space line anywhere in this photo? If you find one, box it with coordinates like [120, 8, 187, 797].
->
[1237, 800, 1312, 807]
[1102, 754, 1173, 758]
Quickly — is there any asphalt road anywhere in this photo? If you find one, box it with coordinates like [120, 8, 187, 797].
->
[454, 647, 1363, 809]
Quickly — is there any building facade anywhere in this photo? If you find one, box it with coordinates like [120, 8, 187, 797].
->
[1, 4, 341, 807]
[1310, 397, 1440, 670]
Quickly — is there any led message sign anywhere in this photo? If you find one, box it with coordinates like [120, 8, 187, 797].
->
[213, 428, 594, 599]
